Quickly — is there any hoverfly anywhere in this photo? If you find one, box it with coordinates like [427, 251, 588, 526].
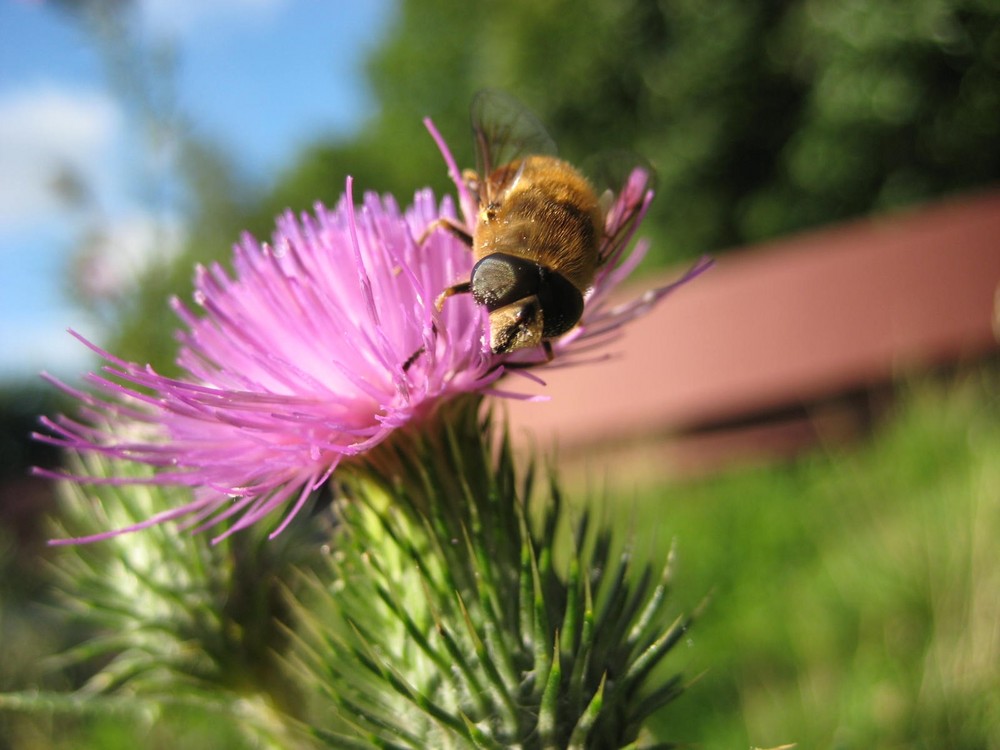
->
[427, 90, 653, 361]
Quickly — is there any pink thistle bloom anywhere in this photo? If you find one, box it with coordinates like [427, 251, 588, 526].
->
[36, 121, 711, 543]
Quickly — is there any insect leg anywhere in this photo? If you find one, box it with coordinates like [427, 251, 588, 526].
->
[402, 345, 426, 372]
[435, 281, 472, 311]
[418, 218, 473, 248]
[402, 323, 441, 373]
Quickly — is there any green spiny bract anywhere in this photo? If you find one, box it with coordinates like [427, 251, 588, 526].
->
[283, 396, 694, 749]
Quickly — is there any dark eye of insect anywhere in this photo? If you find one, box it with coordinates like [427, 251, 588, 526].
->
[470, 253, 584, 338]
[537, 270, 583, 338]
[470, 254, 540, 310]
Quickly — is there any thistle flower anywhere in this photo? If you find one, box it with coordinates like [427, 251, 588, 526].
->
[36, 122, 709, 543]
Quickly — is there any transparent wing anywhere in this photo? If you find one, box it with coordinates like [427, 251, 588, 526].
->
[582, 151, 657, 268]
[470, 89, 557, 202]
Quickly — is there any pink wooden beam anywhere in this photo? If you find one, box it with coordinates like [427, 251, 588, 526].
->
[506, 191, 1000, 454]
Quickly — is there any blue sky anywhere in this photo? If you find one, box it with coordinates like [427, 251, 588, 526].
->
[0, 0, 393, 382]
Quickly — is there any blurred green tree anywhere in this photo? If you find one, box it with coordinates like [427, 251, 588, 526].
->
[267, 0, 999, 268]
[53, 0, 1000, 368]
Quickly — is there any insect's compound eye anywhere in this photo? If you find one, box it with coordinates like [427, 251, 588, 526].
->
[537, 269, 584, 338]
[470, 254, 540, 311]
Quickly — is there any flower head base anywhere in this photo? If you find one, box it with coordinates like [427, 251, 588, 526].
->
[37, 123, 711, 543]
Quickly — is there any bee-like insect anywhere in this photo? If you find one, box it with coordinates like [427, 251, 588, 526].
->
[427, 90, 653, 360]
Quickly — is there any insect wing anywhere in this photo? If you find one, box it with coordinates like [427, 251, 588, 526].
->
[584, 151, 657, 268]
[470, 89, 556, 201]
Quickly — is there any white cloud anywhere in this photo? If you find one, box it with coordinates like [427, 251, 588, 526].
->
[0, 209, 184, 383]
[0, 85, 122, 233]
[75, 212, 186, 303]
[137, 0, 288, 36]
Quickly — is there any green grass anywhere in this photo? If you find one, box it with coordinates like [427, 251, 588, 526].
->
[639, 367, 1000, 749]
[2, 366, 997, 747]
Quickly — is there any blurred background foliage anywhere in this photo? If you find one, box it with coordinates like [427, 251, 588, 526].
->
[2, 0, 999, 747]
[49, 0, 1000, 369]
